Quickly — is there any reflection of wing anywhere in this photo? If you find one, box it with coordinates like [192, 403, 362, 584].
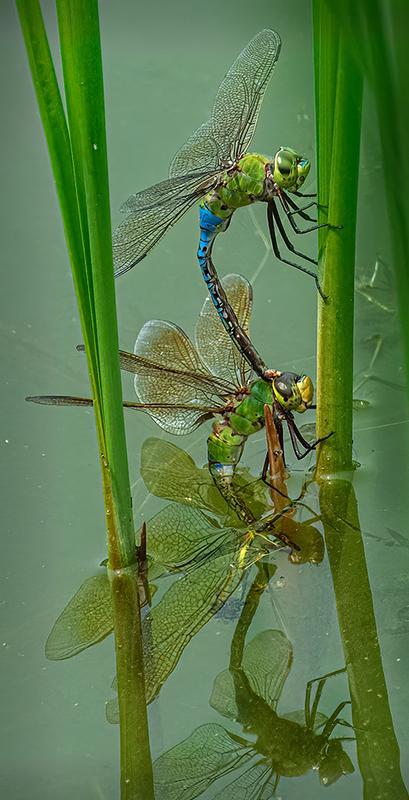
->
[212, 761, 276, 800]
[145, 503, 232, 570]
[195, 273, 253, 385]
[133, 320, 235, 434]
[140, 438, 230, 517]
[45, 575, 113, 660]
[169, 30, 281, 178]
[143, 541, 265, 703]
[153, 724, 254, 800]
[210, 630, 292, 719]
[113, 170, 220, 276]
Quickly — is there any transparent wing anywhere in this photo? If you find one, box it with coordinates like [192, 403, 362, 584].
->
[153, 724, 254, 800]
[212, 761, 276, 800]
[210, 630, 293, 719]
[143, 536, 266, 703]
[45, 575, 113, 660]
[132, 319, 234, 434]
[113, 170, 220, 276]
[140, 438, 231, 517]
[241, 630, 293, 708]
[26, 394, 218, 437]
[145, 503, 234, 570]
[119, 170, 215, 213]
[169, 29, 281, 178]
[195, 273, 253, 385]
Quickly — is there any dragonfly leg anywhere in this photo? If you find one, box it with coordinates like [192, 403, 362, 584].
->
[287, 416, 333, 459]
[260, 451, 291, 501]
[278, 191, 333, 234]
[254, 511, 299, 551]
[294, 190, 317, 198]
[267, 202, 327, 301]
[283, 193, 320, 222]
[271, 201, 318, 267]
[305, 666, 347, 730]
[321, 701, 352, 739]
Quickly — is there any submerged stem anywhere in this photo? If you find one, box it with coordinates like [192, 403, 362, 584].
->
[320, 481, 407, 799]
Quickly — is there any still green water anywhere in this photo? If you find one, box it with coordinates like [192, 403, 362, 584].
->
[2, 0, 409, 797]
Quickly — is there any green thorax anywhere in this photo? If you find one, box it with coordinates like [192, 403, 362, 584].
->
[202, 153, 269, 220]
[230, 379, 273, 437]
[207, 379, 273, 468]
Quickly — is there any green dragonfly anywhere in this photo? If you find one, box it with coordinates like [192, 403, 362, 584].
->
[154, 566, 354, 798]
[113, 29, 332, 377]
[27, 275, 327, 541]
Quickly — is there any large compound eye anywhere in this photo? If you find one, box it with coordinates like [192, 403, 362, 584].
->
[274, 376, 293, 400]
[279, 163, 290, 175]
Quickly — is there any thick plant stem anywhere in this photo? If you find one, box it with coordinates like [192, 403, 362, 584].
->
[313, 14, 363, 476]
[110, 566, 154, 800]
[320, 481, 407, 799]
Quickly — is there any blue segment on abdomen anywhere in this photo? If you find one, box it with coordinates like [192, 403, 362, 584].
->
[197, 206, 225, 268]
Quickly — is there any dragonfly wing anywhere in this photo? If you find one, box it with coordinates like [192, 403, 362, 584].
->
[45, 574, 113, 660]
[153, 724, 254, 800]
[27, 392, 215, 436]
[212, 761, 276, 800]
[132, 319, 229, 434]
[119, 170, 215, 213]
[145, 504, 231, 570]
[169, 29, 281, 179]
[212, 29, 281, 161]
[141, 438, 230, 516]
[113, 170, 220, 276]
[210, 630, 292, 718]
[195, 273, 253, 385]
[242, 629, 292, 709]
[169, 120, 224, 178]
[144, 538, 265, 703]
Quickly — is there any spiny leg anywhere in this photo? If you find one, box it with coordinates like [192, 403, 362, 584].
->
[282, 192, 319, 222]
[261, 452, 291, 501]
[305, 667, 347, 729]
[321, 701, 352, 738]
[294, 190, 317, 198]
[254, 511, 299, 551]
[287, 416, 333, 459]
[271, 200, 319, 268]
[278, 191, 331, 234]
[267, 202, 327, 300]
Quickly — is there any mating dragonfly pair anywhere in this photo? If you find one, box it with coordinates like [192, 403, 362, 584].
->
[28, 29, 332, 544]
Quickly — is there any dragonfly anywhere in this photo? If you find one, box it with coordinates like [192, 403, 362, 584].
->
[26, 275, 328, 541]
[154, 566, 354, 799]
[113, 29, 331, 378]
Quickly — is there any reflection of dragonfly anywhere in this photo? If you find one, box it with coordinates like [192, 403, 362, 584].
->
[154, 568, 354, 798]
[27, 275, 327, 539]
[46, 502, 270, 703]
[113, 30, 329, 376]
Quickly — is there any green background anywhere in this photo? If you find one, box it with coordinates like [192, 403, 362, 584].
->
[1, 0, 408, 797]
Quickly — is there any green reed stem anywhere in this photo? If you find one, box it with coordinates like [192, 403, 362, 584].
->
[327, 0, 409, 401]
[55, 0, 134, 568]
[320, 481, 407, 799]
[16, 2, 154, 796]
[313, 1, 363, 476]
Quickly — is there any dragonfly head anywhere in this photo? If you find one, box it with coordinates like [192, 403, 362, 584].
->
[272, 372, 314, 413]
[272, 147, 311, 192]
